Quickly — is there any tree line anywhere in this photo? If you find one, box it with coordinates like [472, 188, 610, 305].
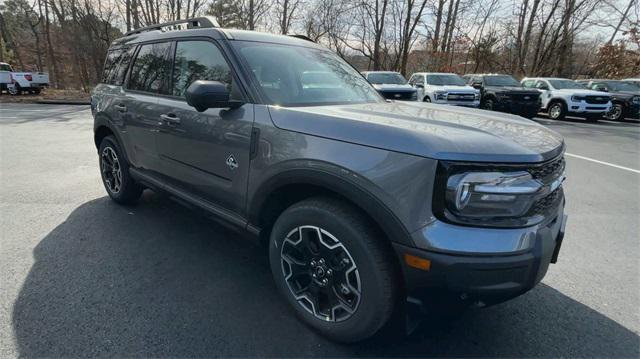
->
[0, 0, 637, 91]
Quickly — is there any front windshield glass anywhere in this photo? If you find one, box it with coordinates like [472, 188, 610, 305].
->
[604, 81, 640, 92]
[426, 74, 466, 86]
[366, 72, 407, 85]
[233, 41, 382, 106]
[484, 75, 520, 87]
[549, 79, 584, 89]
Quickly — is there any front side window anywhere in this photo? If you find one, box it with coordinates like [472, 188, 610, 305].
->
[171, 41, 232, 97]
[0, 63, 13, 71]
[484, 75, 520, 87]
[603, 81, 639, 92]
[426, 74, 466, 86]
[128, 42, 173, 93]
[522, 79, 536, 88]
[233, 41, 382, 106]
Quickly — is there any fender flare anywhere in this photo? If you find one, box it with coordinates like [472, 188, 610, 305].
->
[248, 166, 413, 247]
[93, 113, 132, 164]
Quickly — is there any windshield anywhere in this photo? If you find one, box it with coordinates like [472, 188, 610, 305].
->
[548, 79, 584, 89]
[0, 64, 12, 71]
[366, 72, 407, 85]
[426, 74, 466, 86]
[233, 42, 382, 106]
[484, 75, 520, 87]
[604, 81, 640, 92]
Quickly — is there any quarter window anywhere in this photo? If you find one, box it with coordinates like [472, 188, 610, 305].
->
[102, 48, 124, 84]
[128, 42, 173, 93]
[171, 41, 231, 97]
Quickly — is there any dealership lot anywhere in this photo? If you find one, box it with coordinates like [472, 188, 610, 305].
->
[0, 103, 638, 357]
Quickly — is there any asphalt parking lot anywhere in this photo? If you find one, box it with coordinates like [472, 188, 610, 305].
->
[1, 103, 638, 357]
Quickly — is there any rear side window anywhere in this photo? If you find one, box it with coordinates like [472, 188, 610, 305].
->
[102, 49, 123, 83]
[112, 47, 135, 85]
[128, 42, 173, 93]
[170, 40, 231, 97]
[522, 79, 536, 88]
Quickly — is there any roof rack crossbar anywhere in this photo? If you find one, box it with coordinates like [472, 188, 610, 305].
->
[124, 16, 220, 37]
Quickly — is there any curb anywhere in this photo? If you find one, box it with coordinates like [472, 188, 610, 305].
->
[36, 100, 90, 105]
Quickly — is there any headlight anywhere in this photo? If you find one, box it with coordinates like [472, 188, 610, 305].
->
[474, 92, 480, 100]
[410, 91, 418, 100]
[571, 95, 586, 101]
[633, 96, 640, 104]
[435, 91, 448, 100]
[434, 160, 566, 227]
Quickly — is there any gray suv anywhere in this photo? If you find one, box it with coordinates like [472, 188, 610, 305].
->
[91, 17, 568, 343]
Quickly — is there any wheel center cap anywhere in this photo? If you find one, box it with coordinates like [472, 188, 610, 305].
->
[315, 266, 325, 278]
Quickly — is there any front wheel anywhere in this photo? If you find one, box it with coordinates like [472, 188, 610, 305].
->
[423, 96, 431, 102]
[604, 104, 623, 121]
[547, 101, 566, 120]
[98, 136, 143, 204]
[269, 197, 398, 342]
[481, 98, 495, 110]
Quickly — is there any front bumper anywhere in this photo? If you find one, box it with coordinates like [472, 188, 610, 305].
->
[433, 99, 480, 107]
[566, 101, 611, 114]
[495, 100, 541, 116]
[394, 206, 566, 306]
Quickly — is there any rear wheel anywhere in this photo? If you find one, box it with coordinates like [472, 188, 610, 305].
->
[269, 197, 398, 342]
[9, 84, 20, 95]
[98, 136, 143, 204]
[547, 101, 566, 120]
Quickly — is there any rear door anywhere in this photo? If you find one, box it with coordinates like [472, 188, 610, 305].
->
[120, 41, 173, 172]
[155, 39, 254, 214]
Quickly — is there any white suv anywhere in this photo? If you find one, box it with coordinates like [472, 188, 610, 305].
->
[522, 77, 611, 121]
[409, 72, 480, 107]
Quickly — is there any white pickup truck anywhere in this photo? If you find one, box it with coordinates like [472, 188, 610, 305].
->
[0, 62, 49, 95]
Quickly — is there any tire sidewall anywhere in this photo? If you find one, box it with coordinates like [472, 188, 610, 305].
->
[549, 102, 565, 120]
[98, 136, 138, 202]
[268, 202, 393, 341]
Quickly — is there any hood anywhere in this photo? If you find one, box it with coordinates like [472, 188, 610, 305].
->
[485, 86, 538, 94]
[552, 89, 610, 97]
[268, 101, 564, 163]
[609, 91, 639, 99]
[432, 85, 477, 93]
[372, 83, 415, 92]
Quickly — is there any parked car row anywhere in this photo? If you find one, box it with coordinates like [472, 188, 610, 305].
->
[362, 70, 639, 121]
[0, 62, 50, 95]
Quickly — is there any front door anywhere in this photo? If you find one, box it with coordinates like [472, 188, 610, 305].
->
[156, 40, 253, 215]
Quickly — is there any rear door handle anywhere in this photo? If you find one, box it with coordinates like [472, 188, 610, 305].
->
[160, 113, 181, 125]
[114, 104, 127, 112]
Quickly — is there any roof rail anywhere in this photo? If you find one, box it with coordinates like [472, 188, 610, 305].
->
[124, 16, 220, 37]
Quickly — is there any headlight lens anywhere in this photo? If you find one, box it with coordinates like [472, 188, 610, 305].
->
[410, 91, 418, 100]
[434, 160, 566, 227]
[474, 92, 480, 100]
[571, 95, 586, 101]
[446, 171, 541, 218]
[435, 91, 448, 100]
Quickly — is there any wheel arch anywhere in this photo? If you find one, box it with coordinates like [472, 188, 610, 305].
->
[93, 116, 132, 164]
[248, 168, 413, 248]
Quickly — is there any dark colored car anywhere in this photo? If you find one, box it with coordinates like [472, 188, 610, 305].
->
[462, 74, 541, 118]
[92, 17, 567, 343]
[577, 79, 640, 120]
[362, 71, 418, 101]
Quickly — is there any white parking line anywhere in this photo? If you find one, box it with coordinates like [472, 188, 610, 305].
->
[565, 153, 640, 174]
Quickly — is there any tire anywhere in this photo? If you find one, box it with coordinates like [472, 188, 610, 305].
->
[481, 98, 495, 110]
[423, 96, 431, 102]
[9, 84, 21, 95]
[98, 135, 143, 204]
[33, 88, 41, 95]
[547, 101, 566, 120]
[269, 197, 398, 343]
[604, 103, 623, 121]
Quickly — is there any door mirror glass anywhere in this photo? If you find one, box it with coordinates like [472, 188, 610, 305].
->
[471, 82, 482, 89]
[185, 80, 242, 112]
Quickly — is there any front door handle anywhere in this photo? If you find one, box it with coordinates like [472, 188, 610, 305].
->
[160, 113, 181, 125]
[114, 104, 127, 112]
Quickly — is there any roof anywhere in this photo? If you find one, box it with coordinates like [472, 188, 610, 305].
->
[411, 72, 460, 76]
[361, 71, 402, 74]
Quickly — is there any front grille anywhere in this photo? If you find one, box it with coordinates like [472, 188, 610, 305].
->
[379, 91, 415, 100]
[527, 156, 565, 181]
[447, 93, 475, 101]
[511, 93, 539, 102]
[585, 95, 609, 104]
[532, 187, 562, 215]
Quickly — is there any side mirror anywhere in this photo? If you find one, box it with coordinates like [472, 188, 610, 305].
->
[185, 80, 243, 112]
[538, 85, 549, 90]
[415, 83, 424, 88]
[595, 86, 608, 92]
[471, 82, 482, 89]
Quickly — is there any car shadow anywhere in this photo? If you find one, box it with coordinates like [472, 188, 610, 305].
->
[12, 194, 639, 357]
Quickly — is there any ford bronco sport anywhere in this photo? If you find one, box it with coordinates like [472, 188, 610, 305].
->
[92, 17, 568, 343]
